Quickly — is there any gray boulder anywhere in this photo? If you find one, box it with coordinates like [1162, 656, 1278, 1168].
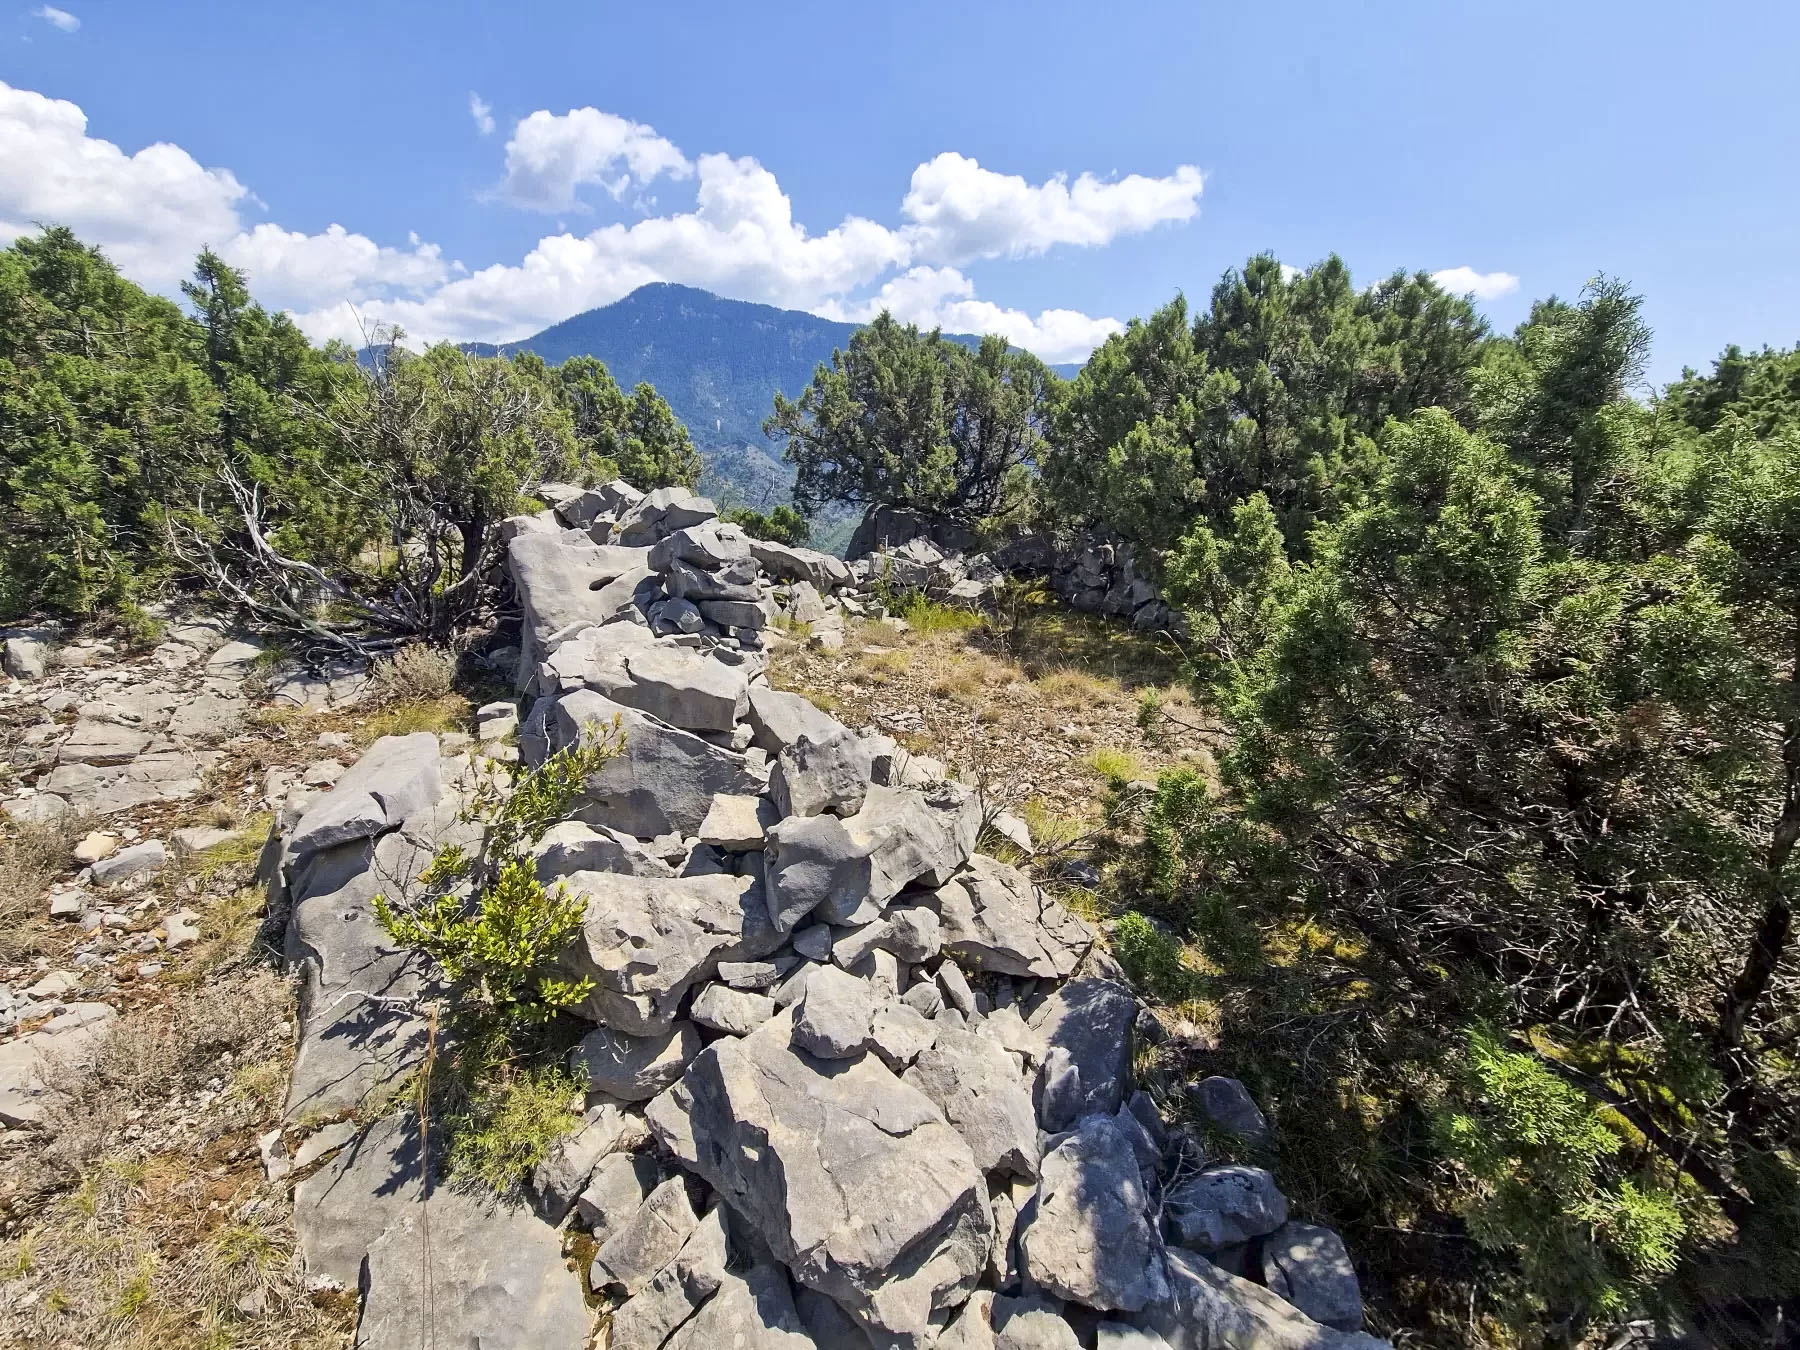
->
[699, 597, 778, 630]
[665, 1263, 815, 1350]
[1028, 978, 1136, 1128]
[1165, 1165, 1288, 1251]
[558, 869, 783, 1035]
[931, 856, 1092, 980]
[690, 982, 776, 1035]
[749, 539, 852, 591]
[508, 531, 652, 679]
[570, 1021, 702, 1101]
[533, 819, 674, 879]
[613, 644, 751, 733]
[1261, 1222, 1365, 1332]
[530, 1101, 649, 1223]
[648, 521, 753, 572]
[1136, 1247, 1386, 1350]
[697, 793, 779, 851]
[1019, 1113, 1168, 1313]
[574, 1149, 661, 1239]
[746, 686, 848, 756]
[792, 964, 873, 1058]
[903, 1027, 1040, 1179]
[547, 688, 764, 838]
[91, 838, 168, 886]
[610, 1204, 730, 1350]
[666, 555, 762, 603]
[285, 733, 444, 859]
[647, 1010, 992, 1346]
[770, 728, 873, 819]
[593, 1176, 700, 1295]
[1187, 1075, 1272, 1144]
[2, 630, 51, 679]
[616, 487, 719, 546]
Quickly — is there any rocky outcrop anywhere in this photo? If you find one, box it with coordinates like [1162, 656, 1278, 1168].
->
[260, 479, 1383, 1350]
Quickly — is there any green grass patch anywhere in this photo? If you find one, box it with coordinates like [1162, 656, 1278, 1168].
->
[898, 592, 982, 636]
[445, 1066, 582, 1197]
[356, 694, 472, 743]
[1085, 745, 1148, 782]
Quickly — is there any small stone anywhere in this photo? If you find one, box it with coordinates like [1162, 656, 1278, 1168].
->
[25, 970, 78, 1000]
[172, 825, 236, 855]
[164, 909, 202, 950]
[790, 923, 833, 961]
[301, 759, 345, 788]
[571, 1023, 702, 1102]
[73, 831, 119, 866]
[938, 961, 977, 1016]
[49, 891, 87, 920]
[592, 1176, 700, 1295]
[1187, 1075, 1271, 1144]
[1164, 1165, 1288, 1251]
[689, 983, 775, 1036]
[791, 964, 873, 1059]
[91, 839, 168, 886]
[258, 1128, 292, 1182]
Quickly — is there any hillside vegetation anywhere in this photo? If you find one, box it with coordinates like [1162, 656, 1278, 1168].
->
[3, 225, 1799, 1346]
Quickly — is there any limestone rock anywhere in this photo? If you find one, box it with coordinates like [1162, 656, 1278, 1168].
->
[903, 1026, 1040, 1178]
[1261, 1221, 1365, 1332]
[1019, 1113, 1168, 1313]
[1187, 1075, 1271, 1145]
[1165, 1165, 1288, 1251]
[570, 1022, 702, 1101]
[931, 855, 1092, 980]
[792, 964, 873, 1058]
[697, 792, 779, 851]
[1028, 978, 1136, 1128]
[746, 685, 847, 756]
[532, 820, 674, 880]
[91, 838, 167, 886]
[574, 1149, 661, 1239]
[664, 1263, 815, 1350]
[530, 1101, 648, 1223]
[592, 1176, 700, 1295]
[690, 982, 776, 1035]
[646, 1011, 992, 1346]
[547, 689, 763, 838]
[558, 869, 782, 1035]
[1136, 1247, 1386, 1350]
[285, 733, 444, 859]
[610, 1204, 730, 1349]
[749, 538, 851, 591]
[614, 644, 752, 732]
[0, 1002, 116, 1127]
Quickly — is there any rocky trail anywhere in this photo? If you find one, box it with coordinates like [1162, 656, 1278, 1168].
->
[0, 479, 1378, 1350]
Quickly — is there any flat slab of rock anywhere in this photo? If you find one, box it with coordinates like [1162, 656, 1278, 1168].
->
[746, 686, 848, 756]
[1028, 978, 1136, 1128]
[1261, 1221, 1365, 1332]
[0, 1002, 116, 1127]
[508, 532, 652, 679]
[903, 1026, 1040, 1179]
[613, 644, 752, 733]
[931, 855, 1093, 980]
[548, 689, 763, 838]
[559, 869, 783, 1035]
[647, 1010, 992, 1346]
[570, 1022, 702, 1101]
[286, 733, 444, 859]
[1137, 1248, 1386, 1350]
[1019, 1113, 1168, 1313]
[697, 793, 779, 851]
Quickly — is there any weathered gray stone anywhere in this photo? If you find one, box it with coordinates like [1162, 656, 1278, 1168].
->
[903, 1027, 1040, 1178]
[354, 1177, 590, 1350]
[666, 555, 761, 603]
[1028, 978, 1136, 1128]
[749, 539, 852, 591]
[1019, 1113, 1168, 1313]
[791, 923, 833, 961]
[1187, 1075, 1272, 1144]
[558, 869, 783, 1035]
[993, 1295, 1084, 1349]
[1137, 1247, 1386, 1350]
[1096, 1323, 1175, 1350]
[593, 1176, 700, 1295]
[792, 964, 873, 1058]
[172, 825, 237, 854]
[763, 782, 980, 932]
[746, 685, 847, 756]
[647, 1011, 991, 1346]
[690, 982, 776, 1035]
[57, 719, 154, 765]
[787, 580, 830, 623]
[1262, 1221, 1365, 1332]
[0, 1002, 116, 1127]
[870, 999, 939, 1071]
[664, 1263, 815, 1350]
[3, 631, 50, 679]
[938, 961, 977, 1017]
[530, 1102, 648, 1223]
[698, 792, 779, 851]
[610, 1205, 730, 1349]
[284, 797, 478, 1121]
[615, 487, 719, 547]
[570, 1021, 703, 1101]
[698, 596, 778, 630]
[770, 728, 872, 819]
[648, 522, 752, 572]
[532, 819, 675, 880]
[931, 855, 1092, 980]
[881, 906, 943, 962]
[286, 733, 444, 859]
[613, 643, 751, 732]
[1165, 1165, 1288, 1251]
[902, 978, 944, 1018]
[574, 1149, 661, 1238]
[508, 532, 652, 679]
[91, 838, 167, 886]
[548, 689, 764, 838]
[716, 956, 795, 989]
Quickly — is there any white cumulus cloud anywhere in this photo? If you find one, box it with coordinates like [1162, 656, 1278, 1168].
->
[33, 6, 79, 33]
[0, 80, 247, 287]
[0, 79, 1175, 365]
[1431, 266, 1520, 301]
[499, 107, 693, 211]
[821, 266, 1121, 365]
[900, 152, 1203, 265]
[469, 92, 495, 137]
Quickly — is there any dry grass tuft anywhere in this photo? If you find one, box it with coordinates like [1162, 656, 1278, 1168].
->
[0, 812, 91, 961]
[369, 643, 458, 706]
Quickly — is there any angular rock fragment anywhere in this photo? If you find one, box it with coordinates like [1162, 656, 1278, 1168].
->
[592, 1175, 701, 1295]
[1187, 1075, 1271, 1144]
[610, 1205, 730, 1349]
[559, 869, 782, 1036]
[746, 686, 847, 756]
[533, 819, 674, 879]
[575, 1149, 661, 1239]
[904, 1026, 1040, 1178]
[931, 855, 1092, 980]
[647, 1011, 991, 1346]
[1137, 1247, 1386, 1350]
[1028, 978, 1136, 1126]
[697, 792, 779, 851]
[1261, 1221, 1365, 1332]
[1019, 1113, 1168, 1313]
[531, 1101, 648, 1223]
[285, 733, 444, 859]
[1164, 1165, 1288, 1251]
[792, 964, 873, 1058]
[690, 982, 776, 1035]
[769, 728, 872, 819]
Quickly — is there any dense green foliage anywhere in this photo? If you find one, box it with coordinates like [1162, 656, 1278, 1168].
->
[721, 501, 810, 546]
[767, 313, 1053, 521]
[1110, 282, 1800, 1343]
[0, 230, 697, 638]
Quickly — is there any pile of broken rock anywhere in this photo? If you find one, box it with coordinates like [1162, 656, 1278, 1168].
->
[274, 480, 1385, 1349]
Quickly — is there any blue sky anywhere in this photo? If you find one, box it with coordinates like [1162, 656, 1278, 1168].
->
[3, 1, 1796, 379]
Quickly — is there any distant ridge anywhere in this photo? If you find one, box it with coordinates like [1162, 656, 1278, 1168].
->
[438, 284, 1083, 511]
